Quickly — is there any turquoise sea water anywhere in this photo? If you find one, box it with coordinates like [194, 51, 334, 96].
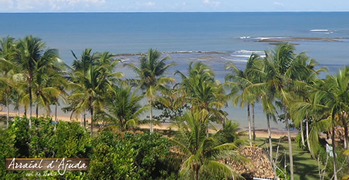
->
[1, 12, 348, 130]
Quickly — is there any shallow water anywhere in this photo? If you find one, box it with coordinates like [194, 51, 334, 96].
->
[1, 12, 349, 130]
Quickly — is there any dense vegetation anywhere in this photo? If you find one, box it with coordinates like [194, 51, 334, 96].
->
[0, 35, 349, 179]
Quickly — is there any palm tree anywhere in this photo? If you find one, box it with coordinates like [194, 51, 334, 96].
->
[104, 85, 148, 131]
[326, 67, 349, 150]
[290, 78, 331, 156]
[71, 48, 98, 75]
[256, 43, 312, 180]
[68, 49, 99, 125]
[261, 91, 278, 161]
[0, 36, 17, 128]
[32, 69, 67, 118]
[68, 51, 123, 136]
[176, 62, 227, 136]
[33, 48, 67, 118]
[289, 54, 328, 154]
[170, 109, 245, 180]
[177, 62, 225, 111]
[16, 35, 60, 128]
[126, 48, 176, 133]
[263, 43, 297, 179]
[225, 54, 263, 146]
[322, 67, 349, 180]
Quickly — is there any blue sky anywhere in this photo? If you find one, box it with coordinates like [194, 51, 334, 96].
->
[0, 0, 348, 12]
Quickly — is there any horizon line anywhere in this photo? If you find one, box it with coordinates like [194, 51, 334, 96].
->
[1, 10, 349, 13]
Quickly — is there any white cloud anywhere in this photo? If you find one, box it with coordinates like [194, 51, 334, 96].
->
[0, 0, 16, 11]
[145, 2, 155, 6]
[203, 0, 220, 6]
[273, 2, 284, 6]
[135, 1, 155, 7]
[0, 0, 13, 4]
[3, 0, 107, 12]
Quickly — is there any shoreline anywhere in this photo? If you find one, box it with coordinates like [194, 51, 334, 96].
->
[0, 112, 297, 138]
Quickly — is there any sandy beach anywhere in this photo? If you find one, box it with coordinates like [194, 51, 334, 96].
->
[0, 111, 296, 138]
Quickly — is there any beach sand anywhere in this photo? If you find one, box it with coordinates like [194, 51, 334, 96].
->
[0, 112, 297, 138]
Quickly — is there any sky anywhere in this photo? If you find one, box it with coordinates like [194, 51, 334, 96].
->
[0, 0, 349, 12]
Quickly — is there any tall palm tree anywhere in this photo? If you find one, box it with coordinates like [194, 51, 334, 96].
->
[71, 48, 98, 75]
[256, 43, 312, 180]
[32, 69, 67, 118]
[290, 78, 331, 156]
[16, 35, 60, 128]
[104, 85, 149, 131]
[0, 36, 17, 128]
[225, 54, 263, 146]
[322, 67, 349, 180]
[176, 62, 227, 136]
[326, 67, 349, 150]
[68, 49, 99, 125]
[68, 51, 123, 136]
[289, 54, 328, 154]
[170, 109, 245, 180]
[33, 48, 67, 118]
[126, 48, 176, 133]
[177, 62, 225, 111]
[263, 43, 297, 180]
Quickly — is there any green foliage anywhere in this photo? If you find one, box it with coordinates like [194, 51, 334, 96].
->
[276, 168, 290, 180]
[215, 120, 240, 144]
[89, 130, 180, 179]
[8, 116, 31, 157]
[295, 132, 307, 150]
[89, 130, 138, 180]
[317, 145, 349, 179]
[171, 110, 244, 180]
[53, 121, 91, 158]
[0, 124, 21, 179]
[2, 116, 91, 179]
[128, 132, 179, 179]
[103, 85, 148, 131]
[30, 117, 56, 158]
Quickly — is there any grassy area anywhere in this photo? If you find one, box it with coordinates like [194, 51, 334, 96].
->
[241, 136, 319, 180]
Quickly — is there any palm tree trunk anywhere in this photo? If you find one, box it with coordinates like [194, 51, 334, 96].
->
[28, 81, 32, 128]
[300, 120, 305, 148]
[90, 108, 94, 137]
[344, 124, 349, 167]
[332, 123, 338, 180]
[84, 112, 86, 127]
[267, 114, 273, 160]
[284, 105, 294, 180]
[150, 100, 153, 134]
[16, 94, 20, 116]
[194, 164, 199, 180]
[344, 137, 347, 150]
[306, 120, 311, 154]
[36, 104, 39, 118]
[252, 103, 256, 141]
[121, 119, 125, 132]
[6, 92, 9, 128]
[342, 117, 349, 150]
[55, 104, 58, 122]
[248, 103, 252, 147]
[344, 125, 349, 150]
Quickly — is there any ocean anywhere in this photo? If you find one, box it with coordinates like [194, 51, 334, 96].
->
[1, 12, 348, 130]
